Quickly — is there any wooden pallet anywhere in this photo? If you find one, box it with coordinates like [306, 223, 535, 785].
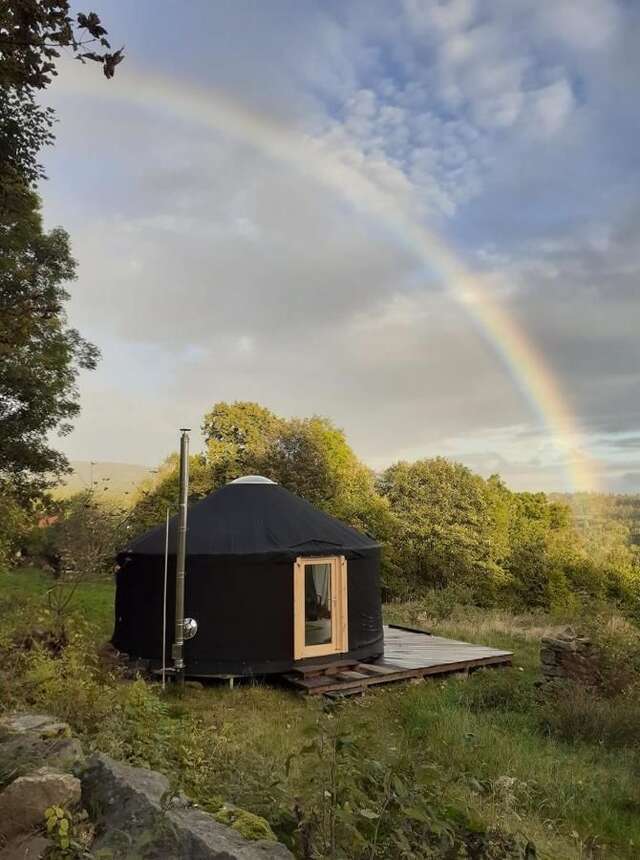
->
[283, 625, 512, 696]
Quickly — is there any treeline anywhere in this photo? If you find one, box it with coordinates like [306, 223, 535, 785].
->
[128, 402, 640, 614]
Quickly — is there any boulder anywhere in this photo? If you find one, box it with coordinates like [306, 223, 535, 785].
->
[0, 767, 81, 841]
[0, 715, 65, 736]
[0, 834, 52, 859]
[81, 753, 293, 859]
[0, 713, 84, 781]
[0, 734, 84, 782]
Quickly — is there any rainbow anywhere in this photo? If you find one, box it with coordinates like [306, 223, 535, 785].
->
[58, 67, 598, 491]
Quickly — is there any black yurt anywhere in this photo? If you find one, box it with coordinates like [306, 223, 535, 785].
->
[113, 476, 383, 677]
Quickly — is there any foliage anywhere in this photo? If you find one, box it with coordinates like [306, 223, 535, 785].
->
[379, 458, 504, 597]
[44, 804, 94, 858]
[131, 401, 393, 545]
[379, 458, 640, 613]
[202, 400, 284, 485]
[23, 490, 131, 636]
[126, 403, 640, 618]
[0, 483, 36, 565]
[46, 489, 133, 578]
[0, 1, 123, 194]
[0, 192, 99, 492]
[289, 706, 472, 859]
[538, 683, 640, 750]
[0, 2, 122, 540]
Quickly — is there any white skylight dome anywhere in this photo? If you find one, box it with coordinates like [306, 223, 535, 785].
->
[229, 475, 277, 484]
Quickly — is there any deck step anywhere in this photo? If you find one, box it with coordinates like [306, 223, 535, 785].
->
[291, 658, 358, 677]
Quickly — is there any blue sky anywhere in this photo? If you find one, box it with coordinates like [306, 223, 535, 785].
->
[41, 0, 640, 491]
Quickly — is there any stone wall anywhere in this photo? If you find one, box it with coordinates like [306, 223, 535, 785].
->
[539, 628, 600, 689]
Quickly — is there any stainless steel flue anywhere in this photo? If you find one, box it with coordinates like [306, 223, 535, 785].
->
[172, 428, 190, 687]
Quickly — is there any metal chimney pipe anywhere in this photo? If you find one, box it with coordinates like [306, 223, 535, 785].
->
[172, 428, 190, 688]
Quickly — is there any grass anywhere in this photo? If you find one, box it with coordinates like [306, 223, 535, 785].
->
[0, 566, 115, 639]
[1, 567, 640, 858]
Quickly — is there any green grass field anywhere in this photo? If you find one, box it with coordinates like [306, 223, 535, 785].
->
[1, 567, 115, 639]
[1, 567, 639, 858]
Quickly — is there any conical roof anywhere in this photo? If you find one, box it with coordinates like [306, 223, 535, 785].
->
[120, 478, 379, 560]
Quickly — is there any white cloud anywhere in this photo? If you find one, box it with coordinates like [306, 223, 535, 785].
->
[38, 0, 640, 492]
[536, 0, 620, 51]
[528, 79, 575, 137]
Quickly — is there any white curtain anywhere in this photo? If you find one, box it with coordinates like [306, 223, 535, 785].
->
[312, 564, 331, 608]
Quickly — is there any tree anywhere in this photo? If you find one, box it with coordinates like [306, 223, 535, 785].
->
[128, 452, 213, 536]
[0, 192, 98, 493]
[1, 2, 123, 213]
[263, 415, 392, 539]
[42, 488, 133, 636]
[378, 458, 503, 597]
[132, 402, 392, 546]
[203, 401, 284, 485]
[0, 3, 121, 494]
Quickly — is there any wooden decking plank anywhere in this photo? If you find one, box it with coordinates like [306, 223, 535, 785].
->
[292, 658, 358, 677]
[282, 625, 512, 696]
[355, 662, 397, 675]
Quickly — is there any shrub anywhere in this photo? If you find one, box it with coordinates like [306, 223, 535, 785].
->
[445, 668, 536, 715]
[587, 614, 640, 695]
[539, 683, 640, 750]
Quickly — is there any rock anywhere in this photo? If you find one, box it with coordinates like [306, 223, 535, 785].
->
[0, 834, 52, 860]
[0, 733, 84, 781]
[539, 630, 601, 690]
[0, 714, 62, 736]
[0, 834, 52, 859]
[0, 767, 81, 841]
[0, 713, 81, 778]
[81, 753, 293, 859]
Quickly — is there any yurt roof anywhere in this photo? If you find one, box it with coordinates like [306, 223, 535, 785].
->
[120, 477, 380, 560]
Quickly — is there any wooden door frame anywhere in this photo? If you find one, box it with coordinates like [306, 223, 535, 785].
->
[293, 555, 348, 660]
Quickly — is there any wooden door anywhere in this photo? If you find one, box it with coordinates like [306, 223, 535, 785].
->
[294, 556, 348, 660]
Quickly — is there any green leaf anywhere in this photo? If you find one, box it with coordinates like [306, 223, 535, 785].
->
[402, 805, 431, 824]
[359, 808, 380, 820]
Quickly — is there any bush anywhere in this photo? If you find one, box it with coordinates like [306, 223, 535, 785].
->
[587, 615, 640, 695]
[539, 683, 640, 750]
[445, 668, 536, 714]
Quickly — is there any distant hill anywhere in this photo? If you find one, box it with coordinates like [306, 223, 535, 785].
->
[52, 461, 154, 502]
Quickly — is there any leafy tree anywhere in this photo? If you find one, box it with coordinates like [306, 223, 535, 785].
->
[264, 415, 390, 534]
[202, 401, 284, 485]
[129, 453, 213, 536]
[37, 488, 132, 636]
[378, 458, 502, 598]
[0, 192, 98, 493]
[132, 402, 392, 546]
[0, 3, 121, 497]
[1, 2, 123, 212]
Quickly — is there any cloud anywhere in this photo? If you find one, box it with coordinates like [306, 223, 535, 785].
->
[37, 0, 640, 492]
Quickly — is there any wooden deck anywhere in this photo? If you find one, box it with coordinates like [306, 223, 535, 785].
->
[283, 624, 513, 696]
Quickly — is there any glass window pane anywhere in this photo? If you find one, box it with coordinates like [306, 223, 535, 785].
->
[304, 562, 332, 646]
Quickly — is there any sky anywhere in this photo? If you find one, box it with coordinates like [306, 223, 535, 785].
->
[40, 0, 640, 492]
